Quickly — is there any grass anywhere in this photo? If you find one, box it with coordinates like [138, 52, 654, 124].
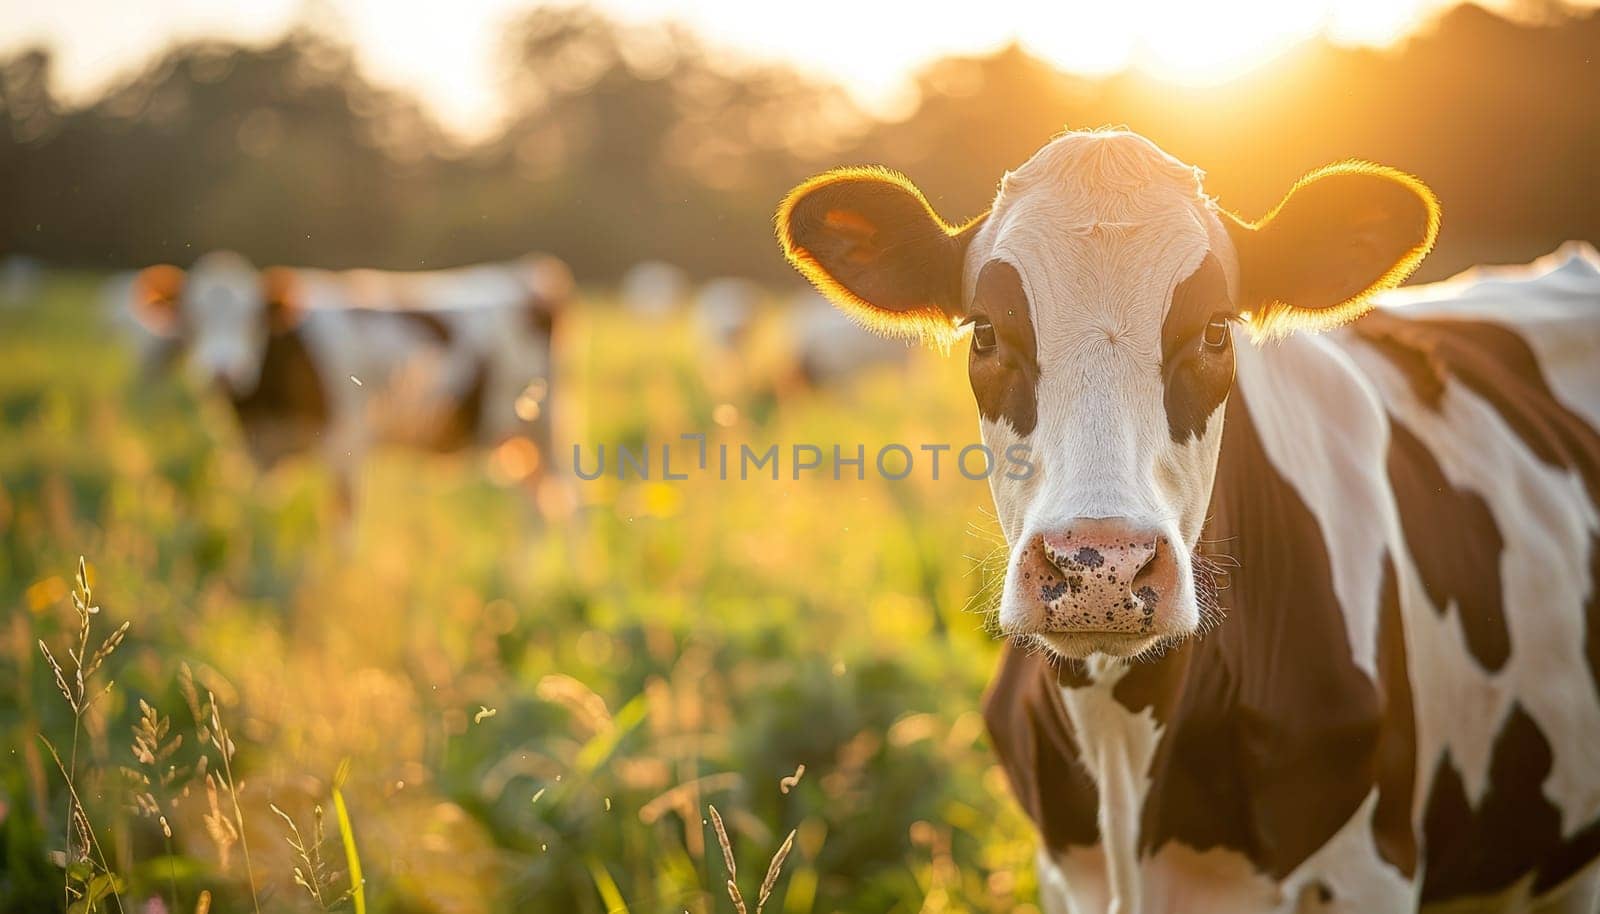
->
[0, 272, 1040, 912]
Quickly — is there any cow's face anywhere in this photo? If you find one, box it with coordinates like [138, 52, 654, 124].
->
[779, 130, 1437, 660]
[132, 252, 303, 396]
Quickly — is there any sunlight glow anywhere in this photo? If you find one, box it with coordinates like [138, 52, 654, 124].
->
[0, 0, 1587, 136]
[1019, 0, 1435, 85]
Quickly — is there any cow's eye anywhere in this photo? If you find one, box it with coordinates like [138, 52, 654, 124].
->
[970, 317, 998, 354]
[1202, 313, 1231, 351]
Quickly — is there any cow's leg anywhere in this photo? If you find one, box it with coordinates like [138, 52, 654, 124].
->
[322, 418, 365, 539]
[1530, 860, 1600, 914]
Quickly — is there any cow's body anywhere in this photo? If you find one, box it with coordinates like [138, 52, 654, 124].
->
[131, 253, 570, 512]
[776, 129, 1600, 914]
[987, 244, 1600, 913]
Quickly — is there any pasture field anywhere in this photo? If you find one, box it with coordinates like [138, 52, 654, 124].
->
[0, 274, 1042, 913]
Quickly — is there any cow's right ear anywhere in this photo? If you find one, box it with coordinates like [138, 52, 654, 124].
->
[777, 167, 983, 346]
[261, 267, 306, 334]
[132, 265, 185, 336]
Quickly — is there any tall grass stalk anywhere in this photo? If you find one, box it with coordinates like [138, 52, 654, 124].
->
[37, 557, 128, 914]
[332, 758, 367, 914]
[206, 694, 261, 913]
[709, 804, 797, 914]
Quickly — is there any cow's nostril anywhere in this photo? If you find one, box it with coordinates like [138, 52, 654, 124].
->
[1130, 538, 1162, 584]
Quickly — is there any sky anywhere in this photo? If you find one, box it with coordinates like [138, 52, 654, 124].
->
[0, 0, 1575, 138]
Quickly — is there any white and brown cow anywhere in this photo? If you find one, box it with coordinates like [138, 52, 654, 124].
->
[130, 251, 573, 514]
[777, 130, 1600, 912]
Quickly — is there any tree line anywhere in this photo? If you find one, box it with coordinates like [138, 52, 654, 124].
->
[2, 3, 1597, 285]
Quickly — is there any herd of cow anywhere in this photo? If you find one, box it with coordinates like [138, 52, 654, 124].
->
[89, 248, 915, 517]
[16, 124, 1600, 912]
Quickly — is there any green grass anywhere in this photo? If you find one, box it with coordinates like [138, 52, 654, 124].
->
[0, 273, 1041, 913]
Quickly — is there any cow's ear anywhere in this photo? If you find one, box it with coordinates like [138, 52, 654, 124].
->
[777, 167, 983, 346]
[132, 265, 185, 336]
[1225, 162, 1439, 337]
[262, 267, 305, 334]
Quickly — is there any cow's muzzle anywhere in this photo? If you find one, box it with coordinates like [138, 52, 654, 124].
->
[1004, 517, 1181, 656]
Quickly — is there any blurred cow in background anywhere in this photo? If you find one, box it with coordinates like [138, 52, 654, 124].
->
[0, 254, 42, 308]
[783, 290, 915, 388]
[692, 277, 765, 353]
[619, 260, 690, 319]
[128, 251, 574, 518]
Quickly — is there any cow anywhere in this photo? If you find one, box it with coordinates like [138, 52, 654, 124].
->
[693, 276, 766, 353]
[129, 251, 573, 517]
[776, 129, 1600, 913]
[1, 253, 42, 308]
[784, 289, 915, 389]
[620, 259, 691, 319]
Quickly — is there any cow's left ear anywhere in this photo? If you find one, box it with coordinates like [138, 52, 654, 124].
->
[1225, 162, 1439, 337]
[261, 267, 306, 334]
[777, 167, 984, 346]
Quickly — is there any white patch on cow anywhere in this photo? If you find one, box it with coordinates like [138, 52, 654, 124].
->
[1039, 826, 1286, 914]
[1053, 659, 1164, 914]
[980, 413, 1032, 545]
[1280, 789, 1418, 912]
[1230, 333, 1393, 678]
[1345, 331, 1600, 834]
[1038, 793, 1413, 913]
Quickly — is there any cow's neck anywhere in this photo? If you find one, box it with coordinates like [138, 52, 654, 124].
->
[1003, 332, 1398, 902]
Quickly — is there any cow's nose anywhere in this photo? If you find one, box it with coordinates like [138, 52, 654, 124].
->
[1040, 521, 1160, 590]
[1011, 517, 1178, 636]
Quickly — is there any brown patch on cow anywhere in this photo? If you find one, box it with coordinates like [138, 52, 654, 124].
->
[526, 294, 560, 338]
[1421, 706, 1600, 901]
[982, 643, 1101, 850]
[1161, 253, 1236, 443]
[1351, 311, 1447, 407]
[261, 267, 306, 333]
[1372, 556, 1418, 878]
[227, 327, 330, 468]
[1128, 390, 1386, 877]
[1386, 419, 1510, 671]
[349, 307, 455, 344]
[400, 310, 454, 344]
[423, 356, 489, 452]
[1055, 656, 1094, 690]
[1355, 313, 1600, 489]
[967, 260, 1039, 436]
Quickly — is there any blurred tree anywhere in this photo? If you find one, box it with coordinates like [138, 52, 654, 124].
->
[0, 4, 1595, 283]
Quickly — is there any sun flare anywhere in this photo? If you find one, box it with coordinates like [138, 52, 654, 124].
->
[1019, 0, 1439, 86]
